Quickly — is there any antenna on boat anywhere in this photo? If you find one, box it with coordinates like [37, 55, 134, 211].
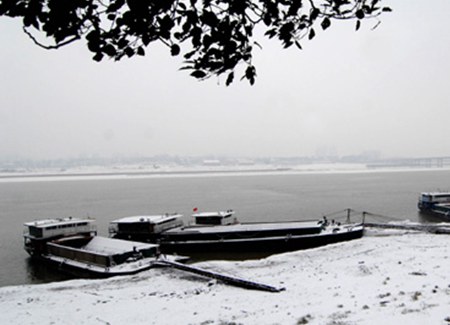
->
[346, 209, 351, 223]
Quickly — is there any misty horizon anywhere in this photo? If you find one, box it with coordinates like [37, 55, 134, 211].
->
[2, 2, 450, 160]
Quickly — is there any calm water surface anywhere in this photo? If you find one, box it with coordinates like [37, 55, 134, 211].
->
[0, 169, 448, 287]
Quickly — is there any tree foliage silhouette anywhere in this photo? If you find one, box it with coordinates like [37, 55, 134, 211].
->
[0, 0, 391, 84]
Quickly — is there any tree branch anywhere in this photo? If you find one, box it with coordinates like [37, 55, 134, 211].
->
[23, 27, 80, 50]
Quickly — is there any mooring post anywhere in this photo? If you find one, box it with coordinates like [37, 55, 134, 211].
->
[362, 211, 366, 224]
[346, 209, 351, 223]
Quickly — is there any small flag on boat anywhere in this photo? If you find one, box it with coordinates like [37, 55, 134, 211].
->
[193, 207, 198, 212]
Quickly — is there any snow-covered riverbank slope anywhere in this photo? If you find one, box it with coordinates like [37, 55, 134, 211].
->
[0, 230, 449, 324]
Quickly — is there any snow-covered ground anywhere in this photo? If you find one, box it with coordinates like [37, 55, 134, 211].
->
[0, 229, 449, 324]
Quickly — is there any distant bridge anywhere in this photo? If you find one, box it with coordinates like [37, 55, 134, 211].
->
[367, 156, 450, 169]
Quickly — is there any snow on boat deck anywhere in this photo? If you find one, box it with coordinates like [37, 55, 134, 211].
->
[83, 237, 157, 255]
[165, 221, 322, 234]
[111, 215, 182, 224]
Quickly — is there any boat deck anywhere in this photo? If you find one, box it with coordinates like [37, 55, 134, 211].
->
[111, 214, 182, 224]
[164, 221, 322, 234]
[82, 236, 158, 255]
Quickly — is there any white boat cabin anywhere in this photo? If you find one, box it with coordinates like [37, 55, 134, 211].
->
[419, 192, 450, 204]
[192, 210, 237, 226]
[109, 214, 184, 236]
[24, 217, 97, 240]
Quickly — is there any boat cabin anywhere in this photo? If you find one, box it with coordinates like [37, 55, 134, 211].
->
[192, 210, 236, 226]
[419, 192, 450, 203]
[23, 217, 97, 256]
[418, 192, 450, 210]
[24, 217, 96, 240]
[109, 214, 184, 238]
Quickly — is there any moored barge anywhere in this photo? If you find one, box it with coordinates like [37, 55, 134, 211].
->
[110, 210, 364, 255]
[24, 217, 186, 278]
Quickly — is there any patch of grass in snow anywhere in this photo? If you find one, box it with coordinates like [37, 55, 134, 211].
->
[297, 314, 313, 324]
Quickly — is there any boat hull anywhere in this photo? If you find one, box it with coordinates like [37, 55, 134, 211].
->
[28, 253, 188, 279]
[159, 225, 364, 255]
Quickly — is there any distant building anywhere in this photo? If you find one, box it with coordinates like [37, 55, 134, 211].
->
[202, 159, 221, 166]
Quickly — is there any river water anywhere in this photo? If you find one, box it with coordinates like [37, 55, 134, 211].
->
[1, 168, 448, 287]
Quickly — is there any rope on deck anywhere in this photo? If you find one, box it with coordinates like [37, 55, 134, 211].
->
[154, 259, 285, 293]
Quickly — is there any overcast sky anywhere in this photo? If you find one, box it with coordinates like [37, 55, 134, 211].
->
[1, 1, 450, 160]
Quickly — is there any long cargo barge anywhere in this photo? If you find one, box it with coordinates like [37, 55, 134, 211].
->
[109, 210, 364, 255]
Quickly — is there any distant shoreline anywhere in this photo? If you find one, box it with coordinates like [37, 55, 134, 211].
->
[0, 168, 290, 179]
[1, 165, 450, 183]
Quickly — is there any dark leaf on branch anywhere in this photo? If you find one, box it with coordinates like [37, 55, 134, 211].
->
[125, 47, 135, 57]
[107, 0, 125, 13]
[283, 40, 293, 48]
[225, 71, 234, 86]
[263, 13, 271, 26]
[287, 1, 301, 16]
[137, 46, 145, 56]
[321, 17, 331, 30]
[191, 70, 207, 79]
[118, 38, 129, 49]
[265, 28, 277, 39]
[356, 9, 365, 19]
[355, 20, 361, 31]
[87, 39, 101, 53]
[308, 28, 315, 40]
[245, 65, 256, 85]
[103, 44, 116, 56]
[382, 7, 392, 12]
[184, 50, 196, 60]
[310, 8, 320, 21]
[171, 44, 180, 56]
[93, 52, 104, 62]
[201, 10, 218, 27]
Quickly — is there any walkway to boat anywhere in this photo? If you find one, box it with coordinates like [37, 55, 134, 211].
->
[324, 208, 450, 234]
[155, 259, 284, 293]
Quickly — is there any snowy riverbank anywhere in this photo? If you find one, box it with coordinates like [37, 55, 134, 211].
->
[0, 230, 449, 324]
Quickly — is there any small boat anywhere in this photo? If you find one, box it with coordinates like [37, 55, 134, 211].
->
[418, 192, 450, 220]
[109, 210, 364, 256]
[24, 217, 187, 278]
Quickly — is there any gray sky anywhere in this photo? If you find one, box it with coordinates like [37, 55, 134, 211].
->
[1, 1, 450, 160]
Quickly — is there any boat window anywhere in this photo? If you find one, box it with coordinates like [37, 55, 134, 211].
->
[196, 217, 222, 225]
[29, 226, 43, 237]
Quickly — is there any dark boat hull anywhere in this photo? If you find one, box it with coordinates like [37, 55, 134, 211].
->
[159, 226, 364, 255]
[29, 255, 155, 278]
[418, 208, 450, 222]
